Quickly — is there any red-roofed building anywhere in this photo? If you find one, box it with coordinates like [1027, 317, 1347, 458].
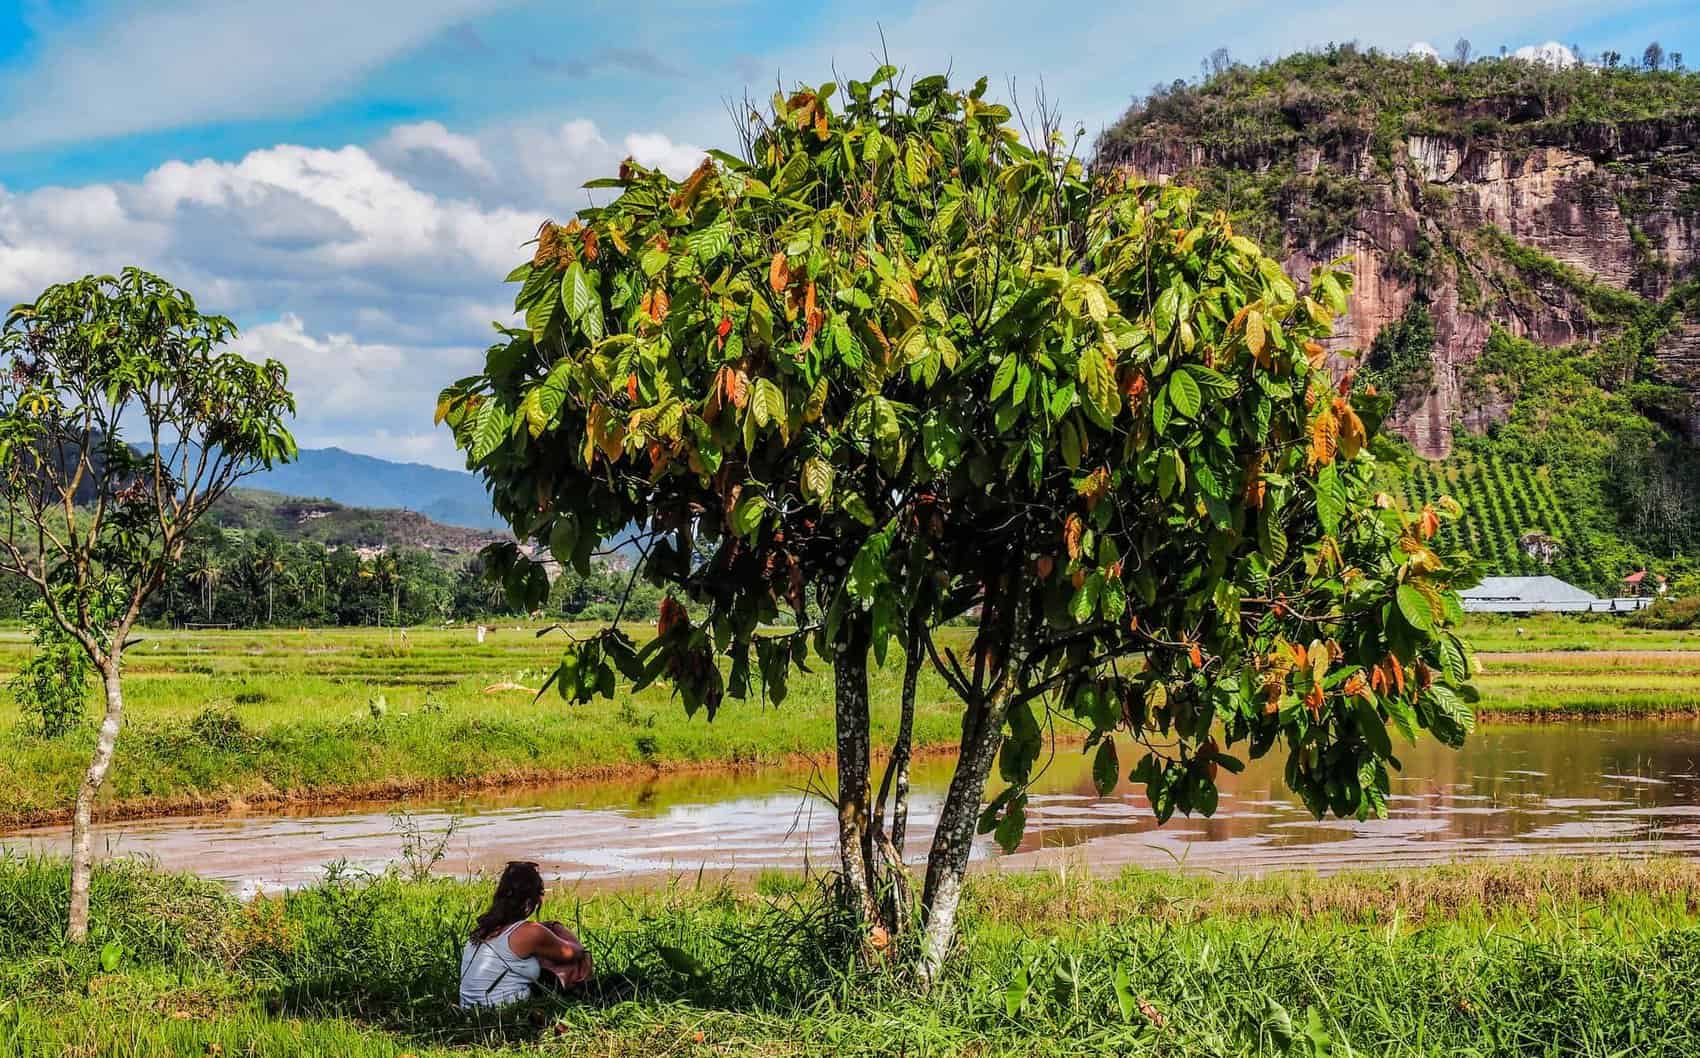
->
[1622, 571, 1667, 597]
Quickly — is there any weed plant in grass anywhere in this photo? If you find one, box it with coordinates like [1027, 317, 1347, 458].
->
[2, 855, 1699, 1056]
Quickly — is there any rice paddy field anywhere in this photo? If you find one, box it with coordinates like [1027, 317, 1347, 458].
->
[1, 614, 1698, 827]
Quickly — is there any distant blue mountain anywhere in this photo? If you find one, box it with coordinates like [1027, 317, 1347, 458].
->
[244, 447, 506, 531]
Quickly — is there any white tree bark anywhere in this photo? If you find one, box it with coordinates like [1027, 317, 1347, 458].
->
[67, 664, 125, 942]
[917, 678, 1011, 983]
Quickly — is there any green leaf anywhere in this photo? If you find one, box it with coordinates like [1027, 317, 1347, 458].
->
[993, 794, 1027, 853]
[1182, 363, 1238, 399]
[1264, 995, 1297, 1049]
[730, 493, 768, 538]
[1396, 583, 1435, 632]
[1078, 345, 1119, 426]
[1354, 697, 1393, 760]
[841, 491, 876, 526]
[1167, 370, 1201, 419]
[472, 400, 509, 461]
[561, 262, 596, 321]
[1258, 507, 1288, 566]
[99, 941, 123, 973]
[1113, 964, 1136, 1023]
[990, 355, 1018, 402]
[1313, 465, 1345, 536]
[801, 457, 834, 504]
[548, 514, 579, 566]
[525, 291, 558, 342]
[687, 214, 733, 262]
[904, 140, 929, 187]
[1092, 739, 1119, 797]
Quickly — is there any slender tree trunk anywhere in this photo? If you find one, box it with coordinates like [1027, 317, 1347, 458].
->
[917, 677, 1012, 982]
[833, 618, 880, 927]
[68, 663, 126, 942]
[874, 628, 923, 858]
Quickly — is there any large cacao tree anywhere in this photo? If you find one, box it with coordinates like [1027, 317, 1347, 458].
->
[440, 68, 1479, 977]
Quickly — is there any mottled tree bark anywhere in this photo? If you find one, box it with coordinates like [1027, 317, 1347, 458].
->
[833, 617, 881, 927]
[67, 664, 125, 942]
[874, 629, 923, 858]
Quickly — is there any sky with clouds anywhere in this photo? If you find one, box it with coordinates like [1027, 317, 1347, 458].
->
[1, 0, 1696, 468]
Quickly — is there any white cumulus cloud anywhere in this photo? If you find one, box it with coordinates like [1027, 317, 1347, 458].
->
[0, 118, 700, 468]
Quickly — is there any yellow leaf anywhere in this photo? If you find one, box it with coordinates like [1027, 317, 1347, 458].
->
[1337, 401, 1366, 459]
[1245, 309, 1266, 363]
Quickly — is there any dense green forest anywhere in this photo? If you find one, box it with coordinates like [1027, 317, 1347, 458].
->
[0, 513, 665, 628]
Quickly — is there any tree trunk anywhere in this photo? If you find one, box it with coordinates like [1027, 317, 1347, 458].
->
[917, 677, 1013, 983]
[875, 629, 923, 858]
[833, 618, 880, 927]
[67, 664, 126, 942]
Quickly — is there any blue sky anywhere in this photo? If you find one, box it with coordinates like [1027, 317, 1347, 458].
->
[1, 0, 1696, 466]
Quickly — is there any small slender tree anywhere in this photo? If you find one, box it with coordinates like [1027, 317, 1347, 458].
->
[442, 69, 1477, 976]
[0, 269, 295, 940]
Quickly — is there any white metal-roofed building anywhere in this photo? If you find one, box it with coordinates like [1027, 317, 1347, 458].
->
[1459, 575, 1652, 614]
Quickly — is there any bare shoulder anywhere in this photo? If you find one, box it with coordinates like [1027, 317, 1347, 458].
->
[506, 921, 552, 956]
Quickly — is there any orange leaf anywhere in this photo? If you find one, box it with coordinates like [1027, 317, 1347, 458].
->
[1309, 403, 1338, 467]
[769, 251, 789, 293]
[581, 227, 599, 262]
[626, 374, 639, 402]
[725, 367, 750, 409]
[1189, 643, 1203, 669]
[1063, 513, 1084, 560]
[1304, 683, 1325, 719]
[1419, 504, 1441, 540]
[1303, 340, 1329, 371]
[1036, 556, 1055, 579]
[669, 158, 715, 212]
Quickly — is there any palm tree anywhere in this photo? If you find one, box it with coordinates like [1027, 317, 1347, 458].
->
[194, 556, 224, 622]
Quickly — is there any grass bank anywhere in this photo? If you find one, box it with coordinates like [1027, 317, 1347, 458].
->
[3, 855, 1699, 1056]
[1, 617, 1698, 826]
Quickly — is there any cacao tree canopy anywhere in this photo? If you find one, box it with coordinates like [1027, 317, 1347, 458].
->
[440, 67, 1480, 841]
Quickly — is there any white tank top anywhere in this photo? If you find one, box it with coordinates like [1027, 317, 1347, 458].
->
[459, 922, 541, 1007]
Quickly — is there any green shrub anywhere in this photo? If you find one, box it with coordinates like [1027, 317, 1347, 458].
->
[1628, 595, 1700, 630]
[5, 603, 93, 738]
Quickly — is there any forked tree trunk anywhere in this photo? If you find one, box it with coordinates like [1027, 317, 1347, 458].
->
[917, 677, 1012, 982]
[68, 663, 125, 942]
[833, 619, 881, 927]
[887, 634, 922, 856]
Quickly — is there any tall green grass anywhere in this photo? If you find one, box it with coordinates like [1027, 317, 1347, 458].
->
[4, 855, 1700, 1056]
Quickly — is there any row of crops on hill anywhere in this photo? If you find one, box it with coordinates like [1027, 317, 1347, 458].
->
[1401, 455, 1613, 591]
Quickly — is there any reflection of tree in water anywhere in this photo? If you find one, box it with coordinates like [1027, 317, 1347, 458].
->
[997, 720, 1700, 857]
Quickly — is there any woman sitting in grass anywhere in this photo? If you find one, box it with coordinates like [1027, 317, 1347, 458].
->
[459, 861, 592, 1007]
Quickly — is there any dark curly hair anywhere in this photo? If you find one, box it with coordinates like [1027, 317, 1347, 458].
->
[471, 861, 544, 941]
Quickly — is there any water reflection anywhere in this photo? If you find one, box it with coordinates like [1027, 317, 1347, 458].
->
[5, 719, 1700, 894]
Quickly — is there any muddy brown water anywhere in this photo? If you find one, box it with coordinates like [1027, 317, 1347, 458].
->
[6, 719, 1700, 895]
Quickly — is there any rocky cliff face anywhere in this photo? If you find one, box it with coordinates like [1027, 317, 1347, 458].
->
[1112, 117, 1700, 456]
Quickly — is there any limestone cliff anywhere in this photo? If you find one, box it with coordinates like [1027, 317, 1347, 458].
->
[1098, 52, 1700, 458]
